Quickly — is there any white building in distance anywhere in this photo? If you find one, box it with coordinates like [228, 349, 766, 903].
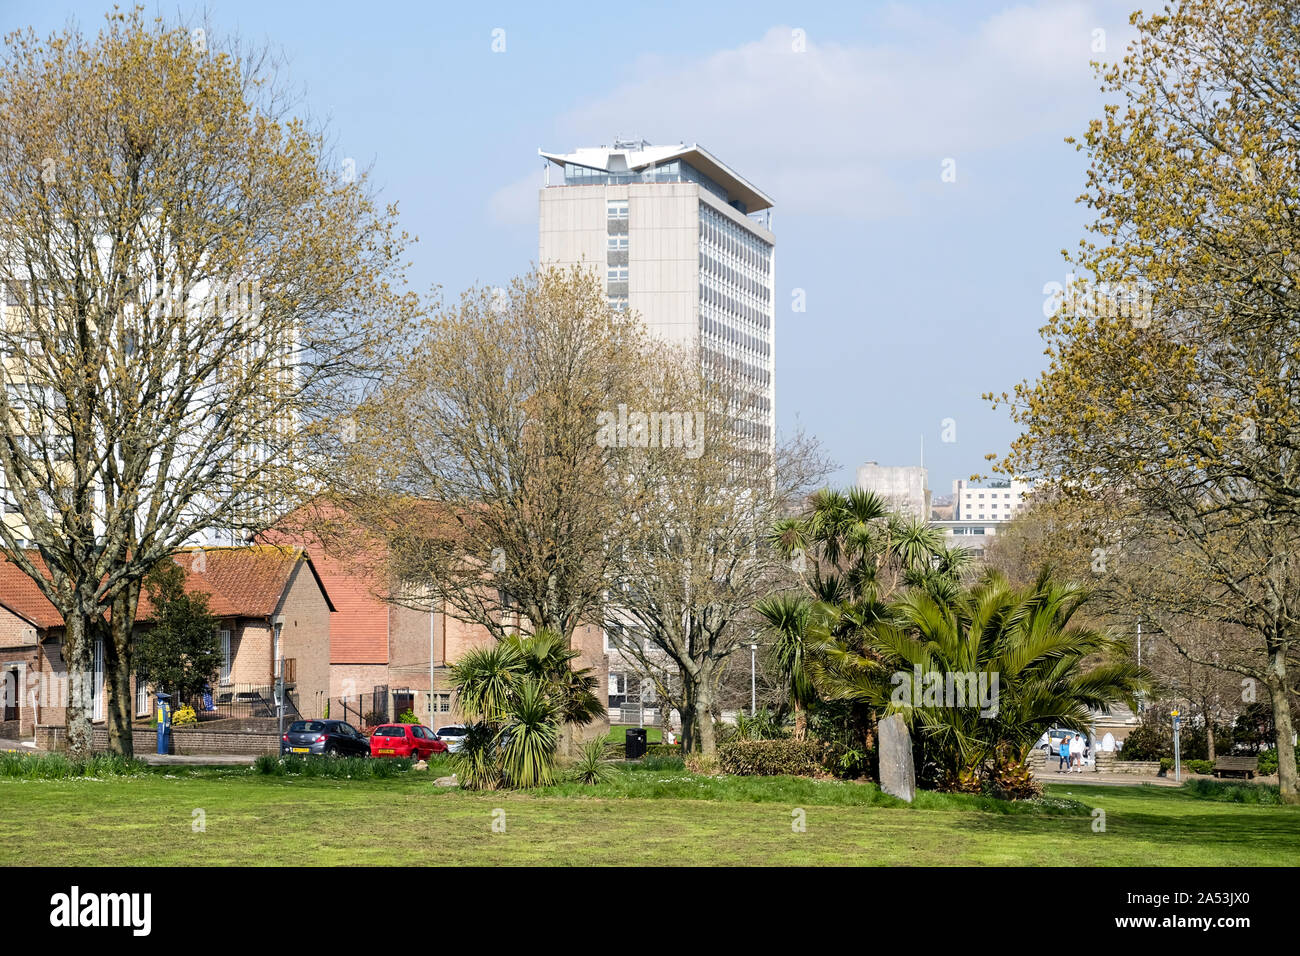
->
[856, 462, 931, 521]
[953, 478, 1033, 522]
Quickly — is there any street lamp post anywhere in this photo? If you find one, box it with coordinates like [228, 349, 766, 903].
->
[750, 644, 758, 716]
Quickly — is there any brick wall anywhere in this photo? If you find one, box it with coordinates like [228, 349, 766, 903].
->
[277, 560, 332, 717]
[36, 723, 279, 756]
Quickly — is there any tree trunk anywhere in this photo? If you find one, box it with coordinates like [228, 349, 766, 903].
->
[63, 608, 95, 758]
[1266, 654, 1298, 804]
[1205, 708, 1215, 763]
[102, 582, 140, 757]
[695, 676, 717, 757]
[793, 701, 807, 741]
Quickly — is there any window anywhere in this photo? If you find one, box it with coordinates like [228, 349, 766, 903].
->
[134, 672, 148, 717]
[219, 629, 232, 684]
[606, 200, 628, 220]
[607, 236, 628, 250]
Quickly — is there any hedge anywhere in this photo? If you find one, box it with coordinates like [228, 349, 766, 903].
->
[717, 739, 838, 777]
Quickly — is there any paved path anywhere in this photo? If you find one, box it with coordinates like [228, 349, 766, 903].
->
[1035, 768, 1183, 787]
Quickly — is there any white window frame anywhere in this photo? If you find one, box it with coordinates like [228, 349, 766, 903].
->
[219, 629, 232, 685]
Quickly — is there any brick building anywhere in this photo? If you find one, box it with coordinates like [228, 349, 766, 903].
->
[267, 504, 609, 737]
[0, 546, 334, 741]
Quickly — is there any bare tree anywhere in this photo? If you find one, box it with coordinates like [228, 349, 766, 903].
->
[0, 11, 414, 754]
[605, 353, 831, 754]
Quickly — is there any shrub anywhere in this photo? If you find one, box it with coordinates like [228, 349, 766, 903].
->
[986, 748, 1043, 800]
[362, 711, 388, 728]
[1187, 759, 1213, 775]
[717, 739, 832, 777]
[733, 708, 787, 741]
[569, 736, 613, 786]
[1258, 749, 1278, 775]
[1182, 777, 1283, 805]
[397, 710, 419, 724]
[172, 704, 198, 726]
[684, 752, 719, 775]
[252, 754, 414, 779]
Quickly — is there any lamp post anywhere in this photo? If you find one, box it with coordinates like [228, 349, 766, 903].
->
[750, 644, 758, 717]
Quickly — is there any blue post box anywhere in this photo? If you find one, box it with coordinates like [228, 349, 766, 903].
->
[155, 691, 172, 756]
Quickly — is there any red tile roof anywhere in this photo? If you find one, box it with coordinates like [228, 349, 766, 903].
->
[0, 546, 332, 631]
[0, 554, 62, 629]
[262, 503, 390, 665]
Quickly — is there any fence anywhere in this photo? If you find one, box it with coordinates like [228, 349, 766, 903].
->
[321, 685, 412, 728]
[178, 684, 301, 723]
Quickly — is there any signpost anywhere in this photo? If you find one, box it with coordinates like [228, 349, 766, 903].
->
[1171, 710, 1181, 782]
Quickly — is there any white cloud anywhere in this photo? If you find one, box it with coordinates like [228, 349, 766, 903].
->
[488, 0, 1135, 221]
[488, 165, 545, 227]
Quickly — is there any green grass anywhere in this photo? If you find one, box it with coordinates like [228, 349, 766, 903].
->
[605, 725, 663, 744]
[0, 766, 1295, 866]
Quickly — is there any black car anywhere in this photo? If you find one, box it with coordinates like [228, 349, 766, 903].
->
[281, 719, 370, 757]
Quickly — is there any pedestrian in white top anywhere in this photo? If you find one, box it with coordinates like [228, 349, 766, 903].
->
[1070, 733, 1085, 772]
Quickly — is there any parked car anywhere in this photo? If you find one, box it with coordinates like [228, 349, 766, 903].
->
[1036, 728, 1094, 762]
[370, 723, 448, 760]
[281, 719, 370, 757]
[434, 725, 468, 753]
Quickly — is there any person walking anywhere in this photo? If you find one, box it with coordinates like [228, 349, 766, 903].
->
[1070, 732, 1085, 772]
[1058, 734, 1070, 773]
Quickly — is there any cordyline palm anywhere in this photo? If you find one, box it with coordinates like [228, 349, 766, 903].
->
[449, 628, 604, 789]
[762, 488, 955, 734]
[815, 569, 1147, 788]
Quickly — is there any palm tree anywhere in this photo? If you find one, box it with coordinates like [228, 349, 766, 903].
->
[761, 487, 954, 741]
[754, 593, 817, 740]
[816, 569, 1148, 790]
[449, 628, 604, 789]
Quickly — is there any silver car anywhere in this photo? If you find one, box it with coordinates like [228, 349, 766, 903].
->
[435, 725, 468, 753]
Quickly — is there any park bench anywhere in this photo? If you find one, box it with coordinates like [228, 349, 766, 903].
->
[1212, 755, 1258, 779]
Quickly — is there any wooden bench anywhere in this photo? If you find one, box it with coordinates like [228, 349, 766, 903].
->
[1212, 755, 1258, 779]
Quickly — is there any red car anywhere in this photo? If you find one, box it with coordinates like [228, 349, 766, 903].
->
[369, 723, 448, 760]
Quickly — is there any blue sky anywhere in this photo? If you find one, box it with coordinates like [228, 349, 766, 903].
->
[4, 0, 1140, 494]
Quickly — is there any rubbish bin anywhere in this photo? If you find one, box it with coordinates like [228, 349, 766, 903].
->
[626, 727, 647, 759]
[155, 692, 172, 756]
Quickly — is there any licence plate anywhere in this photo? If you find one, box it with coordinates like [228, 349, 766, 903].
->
[379, 748, 394, 754]
[290, 747, 309, 753]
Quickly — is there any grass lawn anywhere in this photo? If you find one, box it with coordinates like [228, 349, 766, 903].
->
[605, 725, 663, 744]
[1, 762, 1295, 866]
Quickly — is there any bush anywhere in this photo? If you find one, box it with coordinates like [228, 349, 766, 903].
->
[569, 736, 613, 786]
[717, 739, 833, 777]
[1255, 746, 1299, 776]
[252, 754, 414, 779]
[1187, 759, 1213, 775]
[1182, 778, 1283, 805]
[362, 711, 388, 728]
[733, 708, 787, 741]
[684, 752, 719, 775]
[172, 704, 198, 726]
[397, 710, 419, 724]
[0, 751, 151, 778]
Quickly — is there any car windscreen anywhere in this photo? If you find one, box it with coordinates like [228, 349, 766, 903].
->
[372, 727, 405, 737]
[289, 721, 326, 733]
[436, 727, 466, 736]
